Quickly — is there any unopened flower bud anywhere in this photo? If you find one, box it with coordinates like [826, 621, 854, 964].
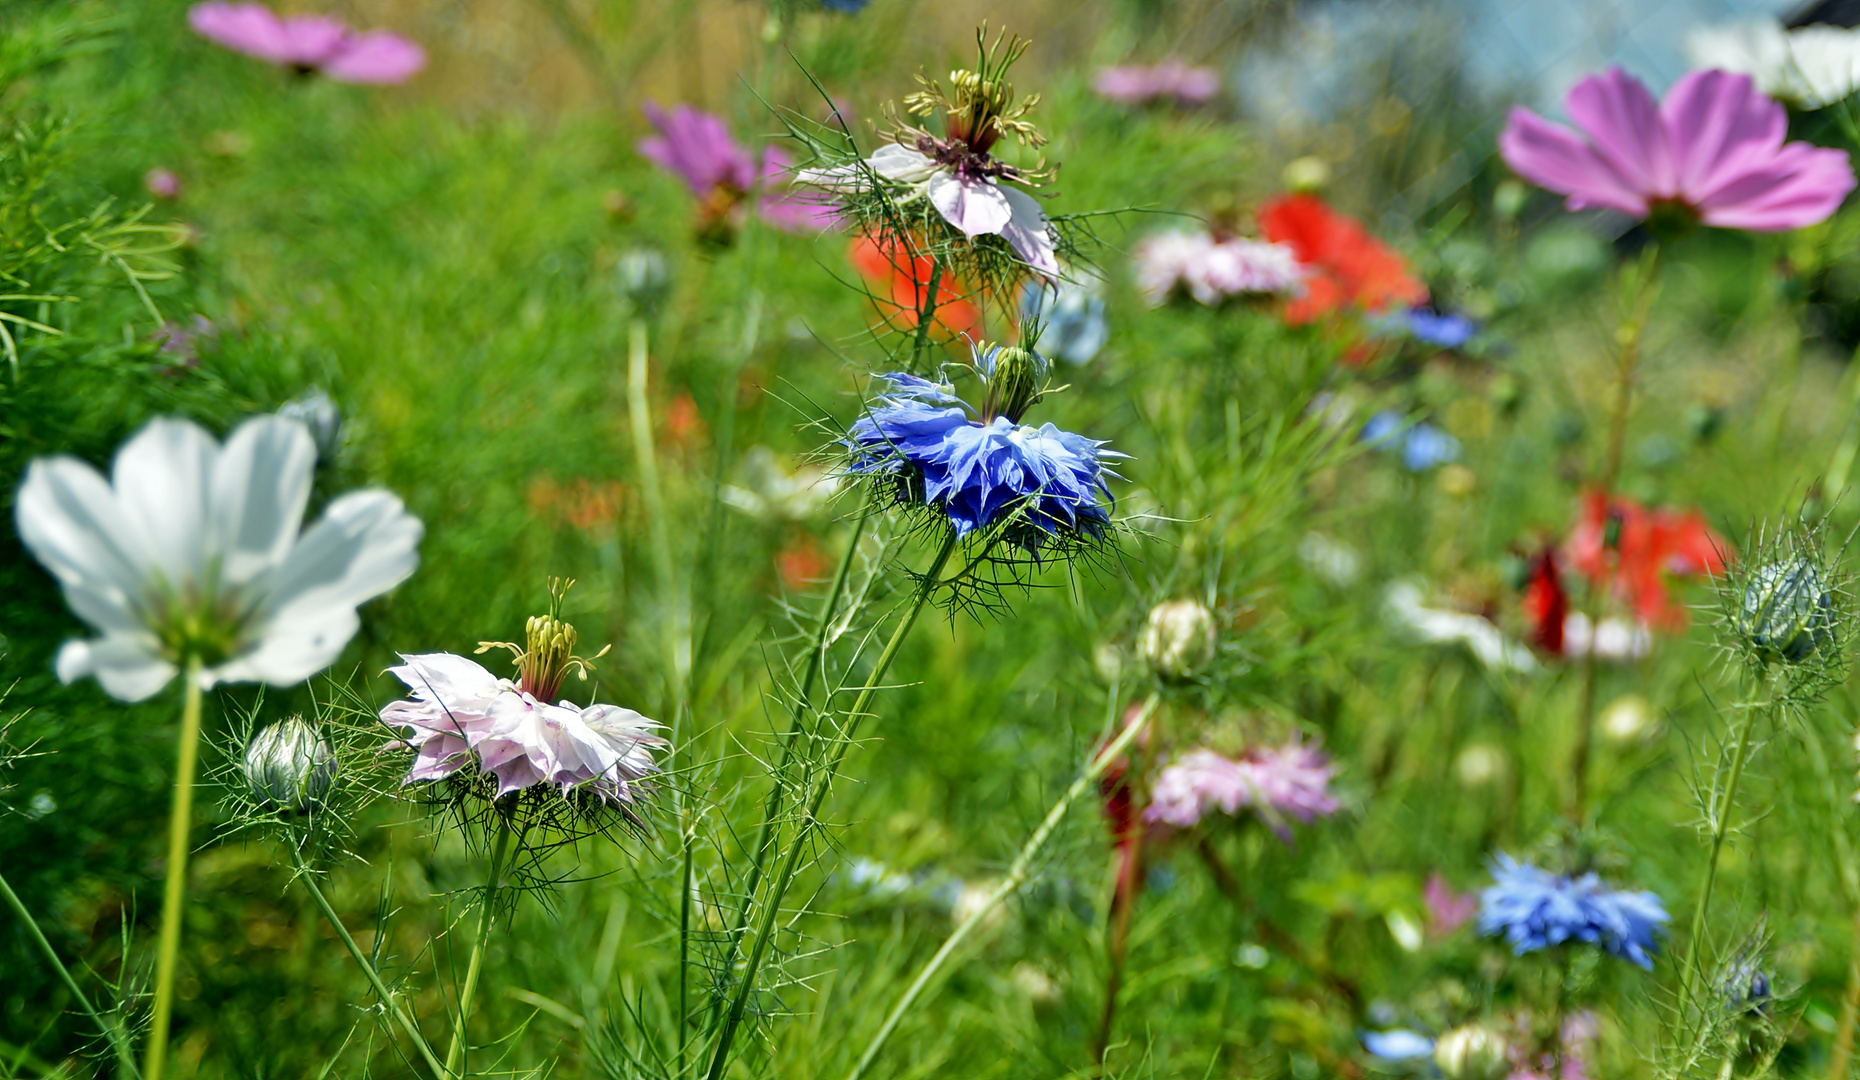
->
[617, 249, 669, 313]
[1433, 1024, 1509, 1080]
[1723, 958, 1772, 1015]
[243, 716, 336, 812]
[277, 388, 342, 463]
[1140, 598, 1217, 679]
[1740, 559, 1831, 663]
[986, 345, 1046, 423]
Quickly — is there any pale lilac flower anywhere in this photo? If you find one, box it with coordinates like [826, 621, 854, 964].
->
[189, 2, 426, 84]
[796, 142, 1057, 276]
[1134, 230, 1305, 307]
[1143, 740, 1340, 837]
[380, 651, 663, 804]
[1243, 740, 1341, 835]
[1498, 67, 1855, 231]
[1093, 60, 1221, 107]
[639, 104, 832, 234]
[1145, 749, 1247, 827]
[144, 168, 182, 200]
[153, 315, 216, 367]
[15, 416, 423, 701]
[1425, 873, 1479, 936]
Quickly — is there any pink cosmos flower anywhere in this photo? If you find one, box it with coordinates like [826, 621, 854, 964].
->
[1498, 67, 1855, 231]
[1093, 60, 1221, 107]
[189, 2, 425, 84]
[1135, 230, 1305, 306]
[1143, 739, 1340, 838]
[639, 103, 833, 234]
[380, 652, 663, 805]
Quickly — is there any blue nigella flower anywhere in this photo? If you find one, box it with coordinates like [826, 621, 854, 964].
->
[846, 346, 1122, 552]
[1478, 853, 1669, 970]
[1020, 278, 1109, 366]
[817, 0, 872, 11]
[1361, 1029, 1435, 1061]
[1362, 411, 1462, 472]
[1404, 307, 1479, 349]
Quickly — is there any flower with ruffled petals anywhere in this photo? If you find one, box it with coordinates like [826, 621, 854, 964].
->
[1498, 67, 1855, 231]
[1259, 194, 1427, 323]
[1143, 740, 1339, 838]
[189, 2, 425, 84]
[1093, 60, 1220, 107]
[16, 416, 422, 701]
[1478, 854, 1668, 970]
[1135, 230, 1305, 307]
[1566, 491, 1727, 631]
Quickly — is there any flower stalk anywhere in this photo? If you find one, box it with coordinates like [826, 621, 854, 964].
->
[446, 816, 515, 1078]
[846, 694, 1159, 1080]
[144, 657, 204, 1080]
[0, 867, 141, 1079]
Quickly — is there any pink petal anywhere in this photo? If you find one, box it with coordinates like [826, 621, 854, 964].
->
[189, 2, 300, 64]
[1566, 67, 1677, 196]
[274, 15, 348, 65]
[1661, 69, 1787, 199]
[927, 173, 1013, 238]
[322, 31, 426, 84]
[1498, 107, 1649, 216]
[999, 185, 1058, 277]
[1695, 141, 1856, 229]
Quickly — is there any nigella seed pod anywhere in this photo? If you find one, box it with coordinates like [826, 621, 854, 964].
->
[243, 716, 336, 812]
[1433, 1025, 1509, 1080]
[1740, 559, 1831, 663]
[1139, 599, 1217, 680]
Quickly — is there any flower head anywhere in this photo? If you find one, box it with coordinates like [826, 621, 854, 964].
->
[1020, 275, 1108, 365]
[1361, 1029, 1436, 1062]
[1138, 598, 1217, 679]
[1143, 739, 1339, 838]
[1259, 194, 1427, 323]
[1688, 19, 1860, 111]
[1566, 491, 1727, 631]
[1478, 853, 1669, 970]
[145, 168, 182, 201]
[1134, 230, 1305, 307]
[16, 415, 423, 701]
[189, 2, 425, 84]
[1498, 67, 1855, 232]
[1092, 60, 1221, 107]
[845, 348, 1120, 551]
[1362, 412, 1462, 472]
[639, 103, 831, 236]
[1739, 558, 1833, 662]
[1426, 873, 1479, 936]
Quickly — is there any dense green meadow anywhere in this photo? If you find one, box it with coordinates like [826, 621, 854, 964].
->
[8, 1, 1860, 1077]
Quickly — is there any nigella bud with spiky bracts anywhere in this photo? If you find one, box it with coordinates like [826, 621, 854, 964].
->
[243, 716, 336, 812]
[1723, 958, 1772, 1016]
[1432, 1025, 1509, 1080]
[845, 340, 1122, 554]
[1739, 559, 1832, 663]
[1139, 598, 1216, 679]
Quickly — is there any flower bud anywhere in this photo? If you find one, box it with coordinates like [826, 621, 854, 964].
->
[1140, 599, 1217, 679]
[1433, 1024, 1509, 1080]
[243, 716, 336, 812]
[1739, 559, 1831, 663]
[276, 388, 342, 463]
[617, 249, 669, 314]
[985, 345, 1046, 423]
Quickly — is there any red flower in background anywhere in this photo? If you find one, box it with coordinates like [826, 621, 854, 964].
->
[1566, 491, 1727, 630]
[1258, 194, 1426, 325]
[848, 234, 982, 340]
[1522, 544, 1569, 654]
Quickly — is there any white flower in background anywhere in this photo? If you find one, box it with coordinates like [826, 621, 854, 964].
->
[1298, 531, 1363, 586]
[720, 446, 841, 522]
[15, 416, 423, 702]
[1383, 581, 1536, 673]
[1134, 231, 1305, 307]
[1687, 19, 1860, 109]
[1562, 612, 1652, 662]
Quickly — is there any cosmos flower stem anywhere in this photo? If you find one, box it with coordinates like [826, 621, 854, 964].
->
[1677, 686, 1771, 1024]
[143, 657, 203, 1080]
[1570, 243, 1662, 825]
[1798, 725, 1860, 1080]
[446, 817, 515, 1079]
[628, 318, 688, 696]
[714, 501, 876, 1024]
[845, 693, 1161, 1080]
[0, 868, 141, 1079]
[705, 529, 959, 1080]
[289, 852, 449, 1080]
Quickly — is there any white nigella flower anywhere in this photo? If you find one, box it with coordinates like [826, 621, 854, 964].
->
[1687, 18, 1860, 110]
[16, 415, 423, 702]
[1384, 581, 1536, 674]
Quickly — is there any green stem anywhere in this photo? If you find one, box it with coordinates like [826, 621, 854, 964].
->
[0, 868, 140, 1078]
[292, 855, 448, 1080]
[678, 818, 694, 1072]
[1677, 684, 1769, 1024]
[143, 658, 203, 1080]
[704, 530, 959, 1080]
[846, 695, 1160, 1080]
[910, 256, 943, 370]
[629, 318, 690, 698]
[446, 817, 514, 1078]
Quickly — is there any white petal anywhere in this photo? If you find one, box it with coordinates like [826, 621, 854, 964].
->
[266, 490, 423, 614]
[998, 185, 1059, 278]
[927, 173, 1013, 238]
[212, 416, 317, 589]
[57, 636, 177, 702]
[794, 163, 868, 192]
[868, 144, 942, 184]
[388, 652, 504, 703]
[110, 418, 217, 588]
[15, 458, 148, 632]
[208, 604, 359, 687]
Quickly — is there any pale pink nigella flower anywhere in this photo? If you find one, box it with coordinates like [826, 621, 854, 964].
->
[189, 2, 425, 84]
[1425, 872, 1479, 936]
[1135, 230, 1305, 307]
[1144, 739, 1340, 837]
[1144, 749, 1247, 827]
[639, 103, 832, 234]
[1498, 67, 1855, 231]
[1093, 60, 1221, 107]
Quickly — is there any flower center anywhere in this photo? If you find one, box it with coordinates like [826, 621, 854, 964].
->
[145, 573, 253, 668]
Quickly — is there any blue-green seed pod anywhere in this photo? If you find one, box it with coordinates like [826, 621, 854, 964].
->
[1740, 560, 1831, 663]
[243, 716, 337, 812]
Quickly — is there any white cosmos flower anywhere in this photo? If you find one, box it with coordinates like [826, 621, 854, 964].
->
[15, 415, 423, 702]
[797, 143, 1058, 277]
[1687, 19, 1860, 109]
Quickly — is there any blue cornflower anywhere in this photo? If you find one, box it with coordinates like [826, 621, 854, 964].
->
[1362, 411, 1462, 472]
[1020, 278, 1109, 365]
[1478, 854, 1669, 970]
[1361, 1029, 1435, 1061]
[846, 346, 1122, 551]
[1405, 307, 1479, 349]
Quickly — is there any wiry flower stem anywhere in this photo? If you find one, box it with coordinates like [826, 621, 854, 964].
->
[910, 255, 943, 370]
[446, 816, 514, 1078]
[704, 529, 960, 1080]
[144, 657, 204, 1080]
[845, 694, 1160, 1080]
[0, 867, 141, 1078]
[289, 851, 448, 1080]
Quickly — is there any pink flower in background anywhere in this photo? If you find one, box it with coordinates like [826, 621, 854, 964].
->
[1498, 67, 1854, 231]
[1143, 739, 1340, 838]
[756, 145, 840, 232]
[1243, 740, 1341, 836]
[1146, 749, 1248, 827]
[189, 2, 425, 84]
[1425, 873, 1479, 936]
[144, 168, 182, 200]
[1094, 60, 1221, 107]
[1135, 230, 1305, 306]
[639, 103, 832, 234]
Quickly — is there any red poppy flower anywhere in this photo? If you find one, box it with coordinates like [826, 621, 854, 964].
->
[847, 234, 982, 340]
[1565, 491, 1728, 631]
[1521, 544, 1569, 654]
[1257, 194, 1426, 325]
